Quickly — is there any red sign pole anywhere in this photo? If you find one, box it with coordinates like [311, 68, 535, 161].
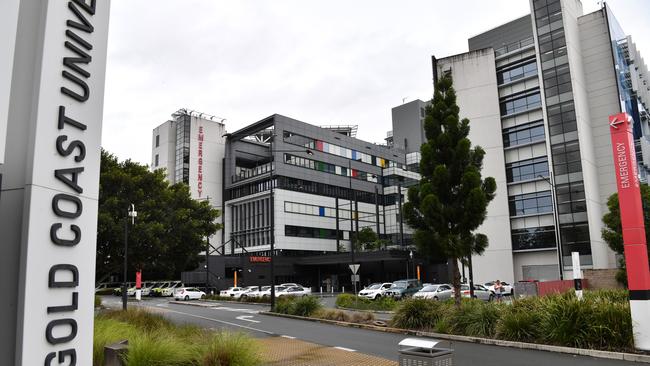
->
[609, 112, 650, 350]
[135, 270, 142, 289]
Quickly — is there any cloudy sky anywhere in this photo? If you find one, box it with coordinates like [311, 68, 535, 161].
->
[102, 0, 650, 164]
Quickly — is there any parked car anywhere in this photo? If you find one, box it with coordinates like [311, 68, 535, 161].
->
[174, 287, 206, 301]
[384, 279, 422, 299]
[259, 285, 288, 298]
[484, 281, 514, 296]
[95, 282, 121, 295]
[280, 283, 300, 288]
[150, 282, 171, 297]
[277, 286, 310, 297]
[161, 281, 184, 297]
[413, 284, 453, 301]
[458, 284, 494, 301]
[220, 287, 245, 297]
[112, 282, 134, 296]
[239, 286, 261, 299]
[358, 282, 393, 300]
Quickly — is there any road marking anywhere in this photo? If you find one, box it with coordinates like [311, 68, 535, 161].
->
[281, 335, 296, 339]
[236, 315, 260, 323]
[161, 308, 275, 335]
[334, 346, 356, 352]
[211, 306, 259, 314]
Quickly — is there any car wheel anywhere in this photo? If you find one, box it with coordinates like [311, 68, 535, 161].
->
[374, 294, 381, 300]
[433, 296, 439, 301]
[489, 294, 494, 302]
[201, 294, 206, 299]
[184, 295, 189, 301]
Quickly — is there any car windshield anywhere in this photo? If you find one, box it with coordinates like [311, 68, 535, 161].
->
[261, 286, 271, 291]
[391, 281, 407, 289]
[422, 285, 439, 292]
[367, 284, 382, 290]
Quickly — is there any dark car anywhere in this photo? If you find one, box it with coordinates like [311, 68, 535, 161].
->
[384, 279, 422, 299]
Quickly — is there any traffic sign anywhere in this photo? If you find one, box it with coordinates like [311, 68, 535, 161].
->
[349, 264, 360, 274]
[351, 275, 359, 283]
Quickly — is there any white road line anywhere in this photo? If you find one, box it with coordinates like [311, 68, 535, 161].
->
[281, 335, 296, 339]
[235, 315, 260, 323]
[334, 346, 356, 352]
[161, 308, 275, 335]
[211, 306, 259, 314]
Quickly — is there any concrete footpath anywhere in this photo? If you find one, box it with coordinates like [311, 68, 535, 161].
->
[259, 337, 397, 366]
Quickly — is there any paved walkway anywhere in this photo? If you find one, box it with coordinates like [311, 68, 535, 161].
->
[259, 337, 397, 366]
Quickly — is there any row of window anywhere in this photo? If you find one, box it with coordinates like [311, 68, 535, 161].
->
[285, 225, 343, 240]
[283, 131, 400, 169]
[502, 120, 545, 148]
[511, 226, 556, 251]
[500, 91, 542, 116]
[508, 190, 553, 217]
[533, 0, 592, 259]
[284, 201, 381, 223]
[284, 154, 379, 183]
[505, 156, 549, 183]
[497, 59, 537, 85]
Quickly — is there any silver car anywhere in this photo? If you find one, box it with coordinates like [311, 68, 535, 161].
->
[459, 284, 494, 301]
[412, 284, 453, 301]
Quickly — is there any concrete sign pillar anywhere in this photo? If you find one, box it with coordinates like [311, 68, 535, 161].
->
[608, 112, 650, 351]
[0, 0, 111, 365]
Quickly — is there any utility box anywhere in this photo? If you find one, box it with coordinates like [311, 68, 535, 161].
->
[398, 338, 453, 366]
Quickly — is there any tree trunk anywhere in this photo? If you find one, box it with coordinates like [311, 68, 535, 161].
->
[452, 257, 462, 308]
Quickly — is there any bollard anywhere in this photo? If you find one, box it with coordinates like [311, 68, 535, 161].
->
[342, 286, 344, 293]
[104, 340, 128, 366]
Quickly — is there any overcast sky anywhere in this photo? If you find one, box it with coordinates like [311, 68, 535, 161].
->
[102, 0, 650, 164]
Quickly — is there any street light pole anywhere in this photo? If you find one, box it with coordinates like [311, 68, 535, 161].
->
[122, 203, 137, 311]
[538, 173, 564, 280]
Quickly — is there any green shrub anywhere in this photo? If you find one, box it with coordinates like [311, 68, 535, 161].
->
[450, 300, 501, 337]
[102, 308, 172, 332]
[93, 317, 137, 366]
[274, 296, 322, 317]
[201, 331, 261, 366]
[335, 294, 397, 311]
[292, 296, 322, 317]
[494, 297, 541, 342]
[351, 312, 376, 324]
[582, 288, 628, 303]
[125, 332, 197, 366]
[391, 298, 442, 330]
[95, 295, 102, 308]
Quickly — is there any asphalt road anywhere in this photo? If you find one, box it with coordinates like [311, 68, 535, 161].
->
[101, 296, 641, 365]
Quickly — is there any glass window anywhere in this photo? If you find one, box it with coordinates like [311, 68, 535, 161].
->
[500, 91, 542, 116]
[508, 190, 553, 216]
[505, 157, 549, 182]
[511, 226, 556, 251]
[497, 60, 538, 84]
[502, 120, 545, 147]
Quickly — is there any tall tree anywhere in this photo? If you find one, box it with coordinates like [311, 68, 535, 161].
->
[403, 76, 496, 306]
[96, 150, 221, 282]
[601, 184, 650, 286]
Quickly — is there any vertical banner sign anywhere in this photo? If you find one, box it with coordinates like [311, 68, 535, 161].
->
[609, 112, 650, 351]
[15, 0, 111, 365]
[136, 271, 142, 289]
[197, 125, 204, 197]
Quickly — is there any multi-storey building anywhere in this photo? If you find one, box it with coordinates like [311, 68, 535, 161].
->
[423, 0, 648, 283]
[151, 108, 227, 250]
[166, 112, 451, 290]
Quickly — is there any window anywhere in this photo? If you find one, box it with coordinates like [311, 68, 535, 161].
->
[497, 60, 537, 84]
[284, 225, 342, 240]
[155, 134, 160, 147]
[284, 154, 378, 183]
[551, 141, 582, 176]
[511, 226, 556, 251]
[502, 121, 545, 147]
[505, 157, 549, 183]
[154, 154, 159, 167]
[500, 91, 542, 116]
[508, 190, 553, 216]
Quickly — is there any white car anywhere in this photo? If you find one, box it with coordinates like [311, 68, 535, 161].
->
[276, 286, 310, 297]
[160, 281, 184, 297]
[220, 287, 245, 298]
[358, 282, 392, 300]
[413, 284, 453, 301]
[259, 285, 288, 298]
[484, 281, 514, 296]
[174, 287, 206, 301]
[238, 286, 260, 299]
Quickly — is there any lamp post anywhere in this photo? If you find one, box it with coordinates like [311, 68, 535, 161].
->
[538, 173, 564, 280]
[122, 203, 137, 310]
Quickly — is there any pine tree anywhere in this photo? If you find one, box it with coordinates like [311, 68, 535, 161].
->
[403, 76, 496, 306]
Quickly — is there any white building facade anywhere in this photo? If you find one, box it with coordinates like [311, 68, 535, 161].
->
[425, 0, 648, 283]
[151, 109, 227, 250]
